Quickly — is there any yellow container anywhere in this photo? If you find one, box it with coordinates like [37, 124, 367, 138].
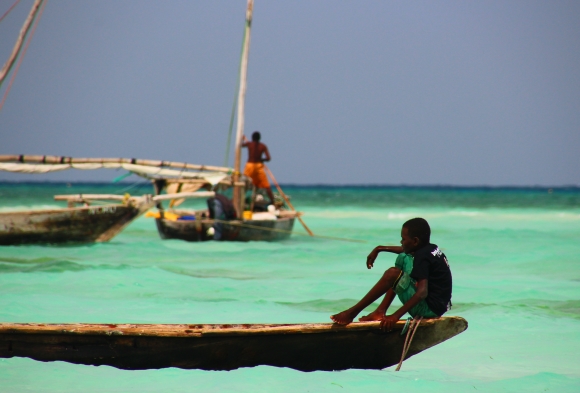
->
[243, 211, 253, 220]
[144, 211, 179, 221]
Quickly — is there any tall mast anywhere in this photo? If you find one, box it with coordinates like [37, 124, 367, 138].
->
[0, 0, 45, 88]
[232, 0, 254, 217]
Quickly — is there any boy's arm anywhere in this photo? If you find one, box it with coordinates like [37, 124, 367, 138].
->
[380, 279, 428, 331]
[366, 245, 404, 269]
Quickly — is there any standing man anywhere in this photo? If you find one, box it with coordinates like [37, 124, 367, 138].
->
[242, 131, 275, 205]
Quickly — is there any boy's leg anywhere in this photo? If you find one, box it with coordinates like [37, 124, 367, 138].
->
[359, 288, 396, 322]
[331, 267, 401, 325]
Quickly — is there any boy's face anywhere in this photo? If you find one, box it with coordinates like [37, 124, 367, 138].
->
[400, 227, 420, 254]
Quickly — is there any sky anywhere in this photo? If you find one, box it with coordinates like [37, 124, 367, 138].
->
[0, 0, 579, 186]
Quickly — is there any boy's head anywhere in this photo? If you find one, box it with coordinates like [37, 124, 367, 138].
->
[252, 131, 261, 142]
[400, 218, 430, 253]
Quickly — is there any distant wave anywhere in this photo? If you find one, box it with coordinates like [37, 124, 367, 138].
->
[306, 209, 580, 222]
[503, 299, 580, 319]
[0, 256, 133, 273]
[274, 299, 580, 319]
[276, 298, 378, 313]
[448, 300, 580, 319]
[160, 267, 271, 281]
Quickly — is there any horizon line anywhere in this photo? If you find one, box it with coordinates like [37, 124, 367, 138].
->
[0, 180, 579, 190]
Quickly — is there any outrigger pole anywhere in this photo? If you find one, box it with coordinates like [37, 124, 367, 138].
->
[232, 0, 254, 218]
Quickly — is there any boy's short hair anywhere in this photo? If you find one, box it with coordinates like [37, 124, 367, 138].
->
[252, 131, 261, 141]
[403, 218, 431, 245]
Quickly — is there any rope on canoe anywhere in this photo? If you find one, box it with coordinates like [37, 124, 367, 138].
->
[395, 316, 422, 371]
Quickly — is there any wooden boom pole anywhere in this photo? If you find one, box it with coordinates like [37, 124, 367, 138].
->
[0, 155, 233, 173]
[232, 0, 254, 218]
[0, 0, 44, 88]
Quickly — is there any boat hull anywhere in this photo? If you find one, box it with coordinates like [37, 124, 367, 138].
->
[155, 216, 296, 242]
[0, 317, 467, 371]
[0, 203, 151, 245]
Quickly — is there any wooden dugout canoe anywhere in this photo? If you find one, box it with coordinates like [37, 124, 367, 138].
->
[0, 317, 467, 371]
[0, 200, 152, 245]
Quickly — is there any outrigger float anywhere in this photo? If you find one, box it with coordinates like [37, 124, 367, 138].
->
[0, 317, 467, 371]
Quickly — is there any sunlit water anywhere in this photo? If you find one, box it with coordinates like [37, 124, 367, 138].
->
[1, 183, 579, 392]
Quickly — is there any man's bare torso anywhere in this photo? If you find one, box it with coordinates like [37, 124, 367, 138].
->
[244, 141, 270, 163]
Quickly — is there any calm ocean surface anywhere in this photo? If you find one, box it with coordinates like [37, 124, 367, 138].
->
[1, 183, 579, 392]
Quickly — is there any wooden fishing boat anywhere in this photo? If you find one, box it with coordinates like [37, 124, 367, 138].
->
[150, 0, 306, 243]
[0, 197, 152, 245]
[147, 164, 301, 242]
[0, 155, 221, 245]
[0, 316, 467, 371]
[150, 172, 301, 242]
[154, 208, 298, 242]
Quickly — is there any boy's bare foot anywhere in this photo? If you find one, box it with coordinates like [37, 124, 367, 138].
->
[359, 310, 385, 322]
[330, 309, 357, 325]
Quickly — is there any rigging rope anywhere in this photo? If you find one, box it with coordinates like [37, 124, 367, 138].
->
[264, 164, 315, 236]
[115, 179, 150, 194]
[0, 0, 46, 111]
[0, 0, 21, 24]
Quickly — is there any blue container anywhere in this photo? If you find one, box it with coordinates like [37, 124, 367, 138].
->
[177, 215, 196, 221]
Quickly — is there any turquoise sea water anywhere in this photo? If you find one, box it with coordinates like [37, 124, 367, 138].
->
[0, 183, 579, 392]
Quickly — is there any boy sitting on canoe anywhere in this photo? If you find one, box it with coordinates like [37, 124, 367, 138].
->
[331, 218, 452, 331]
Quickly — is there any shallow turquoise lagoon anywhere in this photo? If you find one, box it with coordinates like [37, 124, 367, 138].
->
[0, 184, 579, 392]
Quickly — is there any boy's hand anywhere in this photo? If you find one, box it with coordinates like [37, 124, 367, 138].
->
[380, 314, 399, 332]
[366, 248, 380, 269]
